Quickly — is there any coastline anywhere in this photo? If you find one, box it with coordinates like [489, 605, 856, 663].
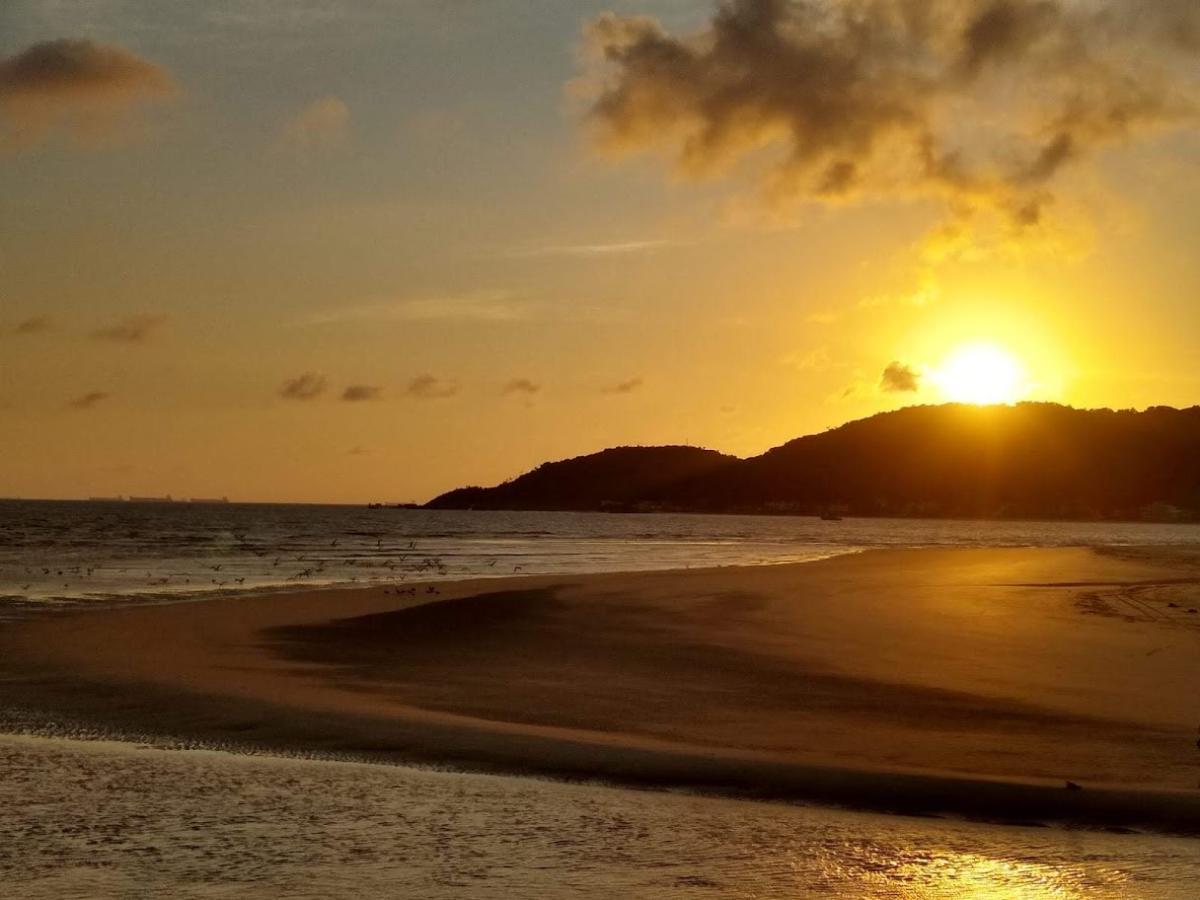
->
[2, 546, 1199, 835]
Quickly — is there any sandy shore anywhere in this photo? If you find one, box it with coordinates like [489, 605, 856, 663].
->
[2, 546, 1199, 834]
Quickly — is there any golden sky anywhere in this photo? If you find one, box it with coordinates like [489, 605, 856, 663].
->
[2, 1, 1198, 502]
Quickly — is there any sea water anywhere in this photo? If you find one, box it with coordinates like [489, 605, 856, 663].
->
[2, 500, 1198, 613]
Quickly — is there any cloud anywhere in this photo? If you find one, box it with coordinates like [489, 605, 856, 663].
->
[279, 372, 327, 400]
[301, 290, 531, 325]
[880, 361, 921, 393]
[506, 239, 680, 258]
[602, 377, 643, 394]
[578, 0, 1198, 240]
[10, 315, 55, 335]
[780, 347, 832, 371]
[0, 39, 176, 148]
[276, 95, 349, 154]
[68, 390, 109, 410]
[341, 384, 382, 402]
[405, 374, 460, 399]
[502, 378, 541, 395]
[91, 314, 167, 343]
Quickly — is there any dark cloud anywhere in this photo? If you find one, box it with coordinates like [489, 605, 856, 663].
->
[342, 384, 382, 402]
[602, 377, 643, 395]
[91, 314, 167, 343]
[880, 361, 920, 393]
[279, 372, 328, 401]
[579, 0, 1198, 237]
[502, 378, 541, 396]
[0, 39, 176, 147]
[68, 390, 109, 410]
[11, 315, 54, 335]
[405, 374, 460, 399]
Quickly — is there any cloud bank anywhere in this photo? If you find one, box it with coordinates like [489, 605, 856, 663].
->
[579, 0, 1198, 238]
[0, 39, 176, 148]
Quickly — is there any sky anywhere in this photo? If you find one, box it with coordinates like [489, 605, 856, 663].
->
[1, 0, 1198, 503]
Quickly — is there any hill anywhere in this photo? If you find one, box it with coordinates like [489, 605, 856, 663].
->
[425, 403, 1200, 521]
[424, 445, 737, 512]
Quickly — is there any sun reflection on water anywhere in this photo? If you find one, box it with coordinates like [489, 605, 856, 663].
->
[852, 846, 1130, 899]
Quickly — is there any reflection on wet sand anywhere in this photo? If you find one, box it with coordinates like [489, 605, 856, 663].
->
[1, 733, 1195, 899]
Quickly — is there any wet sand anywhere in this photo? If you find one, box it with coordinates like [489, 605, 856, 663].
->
[2, 547, 1200, 834]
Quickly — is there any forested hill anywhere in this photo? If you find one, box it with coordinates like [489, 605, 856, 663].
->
[425, 445, 736, 512]
[425, 403, 1200, 520]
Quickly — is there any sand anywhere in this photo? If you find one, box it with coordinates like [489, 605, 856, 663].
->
[2, 546, 1199, 834]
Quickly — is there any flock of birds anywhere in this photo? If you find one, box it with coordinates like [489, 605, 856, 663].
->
[2, 529, 530, 601]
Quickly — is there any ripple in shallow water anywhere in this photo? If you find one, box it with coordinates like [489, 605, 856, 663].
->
[1, 734, 1196, 899]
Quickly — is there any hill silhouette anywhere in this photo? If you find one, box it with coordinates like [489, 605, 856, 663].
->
[426, 445, 736, 512]
[425, 403, 1200, 521]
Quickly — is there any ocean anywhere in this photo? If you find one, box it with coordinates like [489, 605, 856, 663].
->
[3, 499, 1199, 613]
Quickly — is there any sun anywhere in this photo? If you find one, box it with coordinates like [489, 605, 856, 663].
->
[933, 342, 1026, 405]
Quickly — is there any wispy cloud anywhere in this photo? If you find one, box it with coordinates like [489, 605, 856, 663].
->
[502, 378, 541, 396]
[405, 374, 459, 399]
[301, 290, 532, 326]
[9, 315, 55, 335]
[602, 377, 643, 395]
[0, 38, 176, 149]
[91, 314, 167, 343]
[505, 239, 680, 259]
[780, 347, 833, 372]
[279, 372, 327, 400]
[68, 390, 109, 410]
[275, 95, 349, 154]
[341, 384, 382, 402]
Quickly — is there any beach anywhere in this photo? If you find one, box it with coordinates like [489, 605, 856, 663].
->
[3, 546, 1199, 836]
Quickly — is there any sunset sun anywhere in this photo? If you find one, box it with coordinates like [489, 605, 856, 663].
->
[934, 343, 1027, 405]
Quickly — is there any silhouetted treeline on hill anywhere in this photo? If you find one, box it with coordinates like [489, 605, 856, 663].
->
[429, 446, 735, 512]
[425, 403, 1200, 521]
